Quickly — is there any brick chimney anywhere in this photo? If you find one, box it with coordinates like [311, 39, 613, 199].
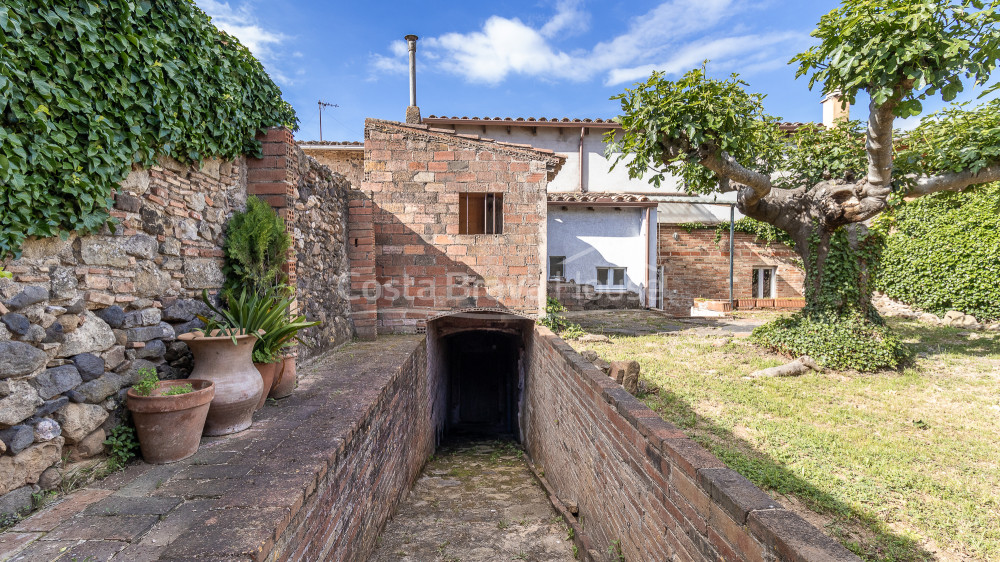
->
[822, 91, 849, 127]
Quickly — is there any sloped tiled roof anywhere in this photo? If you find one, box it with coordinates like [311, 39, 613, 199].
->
[426, 115, 813, 133]
[547, 192, 657, 206]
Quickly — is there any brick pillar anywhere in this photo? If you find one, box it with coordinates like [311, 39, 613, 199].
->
[247, 127, 298, 289]
[348, 192, 378, 340]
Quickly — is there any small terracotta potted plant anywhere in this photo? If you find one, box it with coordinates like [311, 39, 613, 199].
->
[126, 367, 214, 464]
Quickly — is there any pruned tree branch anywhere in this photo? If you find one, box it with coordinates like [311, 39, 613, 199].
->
[700, 151, 773, 206]
[911, 164, 1000, 196]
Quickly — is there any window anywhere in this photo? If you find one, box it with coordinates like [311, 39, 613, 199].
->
[459, 193, 503, 234]
[596, 267, 626, 289]
[549, 256, 565, 280]
[752, 267, 776, 298]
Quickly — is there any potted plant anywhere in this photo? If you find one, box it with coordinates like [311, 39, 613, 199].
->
[262, 299, 319, 400]
[180, 290, 267, 435]
[126, 367, 214, 464]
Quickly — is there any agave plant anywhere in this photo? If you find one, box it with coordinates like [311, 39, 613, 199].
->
[197, 285, 319, 363]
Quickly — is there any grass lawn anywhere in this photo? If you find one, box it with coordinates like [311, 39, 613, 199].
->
[567, 314, 1000, 561]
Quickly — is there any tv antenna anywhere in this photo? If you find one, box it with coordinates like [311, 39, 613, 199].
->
[318, 100, 339, 141]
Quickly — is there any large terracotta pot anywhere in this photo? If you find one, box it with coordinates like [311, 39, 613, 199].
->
[269, 355, 296, 399]
[253, 362, 277, 410]
[127, 379, 214, 464]
[178, 332, 262, 436]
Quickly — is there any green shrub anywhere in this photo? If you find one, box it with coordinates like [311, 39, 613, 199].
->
[750, 313, 910, 372]
[873, 183, 1000, 322]
[0, 0, 297, 258]
[539, 297, 585, 337]
[222, 196, 292, 294]
[104, 424, 140, 469]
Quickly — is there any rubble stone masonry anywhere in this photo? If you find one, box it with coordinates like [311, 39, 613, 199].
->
[357, 119, 562, 334]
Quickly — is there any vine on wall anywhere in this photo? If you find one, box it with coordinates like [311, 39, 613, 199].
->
[873, 182, 1000, 322]
[0, 0, 298, 258]
[674, 217, 795, 248]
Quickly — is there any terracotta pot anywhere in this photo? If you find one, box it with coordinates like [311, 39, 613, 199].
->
[178, 331, 262, 436]
[253, 362, 278, 410]
[269, 355, 296, 399]
[127, 380, 214, 464]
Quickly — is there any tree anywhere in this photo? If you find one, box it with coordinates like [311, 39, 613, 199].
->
[609, 0, 1000, 370]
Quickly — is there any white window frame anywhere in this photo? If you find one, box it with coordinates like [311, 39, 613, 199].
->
[549, 256, 566, 281]
[752, 267, 777, 299]
[596, 267, 627, 291]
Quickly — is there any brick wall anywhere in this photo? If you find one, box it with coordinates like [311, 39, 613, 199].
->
[358, 119, 561, 334]
[268, 339, 433, 561]
[523, 326, 859, 562]
[658, 225, 804, 315]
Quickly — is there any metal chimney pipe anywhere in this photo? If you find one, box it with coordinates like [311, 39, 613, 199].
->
[405, 35, 418, 107]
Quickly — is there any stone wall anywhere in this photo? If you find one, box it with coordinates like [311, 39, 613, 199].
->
[0, 157, 245, 513]
[523, 326, 859, 562]
[248, 130, 355, 357]
[298, 143, 363, 190]
[658, 225, 804, 316]
[357, 119, 561, 334]
[269, 338, 433, 560]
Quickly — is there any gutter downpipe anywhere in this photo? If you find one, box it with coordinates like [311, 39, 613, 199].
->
[578, 127, 586, 192]
[729, 204, 735, 309]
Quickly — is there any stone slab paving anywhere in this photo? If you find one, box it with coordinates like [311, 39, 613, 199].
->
[0, 336, 423, 562]
[369, 440, 576, 562]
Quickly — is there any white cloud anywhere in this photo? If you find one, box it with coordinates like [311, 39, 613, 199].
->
[370, 0, 806, 87]
[197, 0, 296, 84]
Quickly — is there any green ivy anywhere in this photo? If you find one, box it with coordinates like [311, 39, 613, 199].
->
[873, 183, 1000, 322]
[672, 218, 795, 248]
[0, 0, 298, 258]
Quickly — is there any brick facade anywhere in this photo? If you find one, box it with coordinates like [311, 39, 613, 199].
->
[658, 225, 805, 315]
[523, 327, 858, 562]
[357, 119, 562, 334]
[299, 145, 364, 191]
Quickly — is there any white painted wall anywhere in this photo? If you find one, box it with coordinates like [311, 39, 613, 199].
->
[546, 206, 657, 305]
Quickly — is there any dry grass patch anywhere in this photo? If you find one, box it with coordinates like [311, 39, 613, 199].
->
[569, 315, 1000, 561]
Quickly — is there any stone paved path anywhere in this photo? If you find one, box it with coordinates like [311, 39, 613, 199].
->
[369, 440, 576, 562]
[0, 336, 423, 562]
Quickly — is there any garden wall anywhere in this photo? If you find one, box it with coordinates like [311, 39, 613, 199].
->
[0, 156, 246, 513]
[523, 326, 859, 562]
[658, 225, 804, 315]
[253, 131, 354, 357]
[0, 129, 357, 516]
[268, 339, 434, 560]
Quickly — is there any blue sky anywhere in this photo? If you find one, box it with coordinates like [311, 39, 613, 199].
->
[195, 0, 994, 142]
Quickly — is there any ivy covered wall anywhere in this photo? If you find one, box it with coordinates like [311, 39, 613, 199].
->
[0, 0, 297, 258]
[874, 183, 1000, 322]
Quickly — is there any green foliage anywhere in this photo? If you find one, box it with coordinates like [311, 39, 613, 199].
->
[773, 120, 868, 190]
[131, 367, 160, 397]
[750, 312, 909, 371]
[897, 99, 1000, 180]
[0, 267, 11, 280]
[873, 182, 1000, 321]
[223, 196, 292, 294]
[199, 285, 318, 363]
[606, 66, 784, 194]
[803, 226, 884, 321]
[0, 0, 297, 259]
[792, 0, 1000, 118]
[162, 383, 194, 396]
[103, 424, 140, 469]
[539, 297, 584, 338]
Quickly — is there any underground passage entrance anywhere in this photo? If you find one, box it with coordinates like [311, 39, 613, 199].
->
[427, 311, 534, 443]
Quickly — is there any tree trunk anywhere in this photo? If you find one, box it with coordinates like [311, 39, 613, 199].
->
[792, 221, 882, 322]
